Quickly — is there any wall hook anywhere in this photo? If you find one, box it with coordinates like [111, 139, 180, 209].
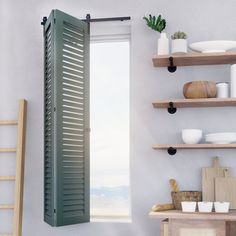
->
[168, 102, 177, 114]
[168, 147, 177, 155]
[167, 57, 177, 73]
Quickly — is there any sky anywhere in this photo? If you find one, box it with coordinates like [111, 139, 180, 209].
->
[90, 41, 130, 188]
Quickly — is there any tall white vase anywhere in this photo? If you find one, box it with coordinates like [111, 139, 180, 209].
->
[157, 32, 169, 55]
[230, 64, 236, 97]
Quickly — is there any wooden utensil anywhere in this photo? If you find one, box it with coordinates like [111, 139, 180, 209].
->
[183, 81, 216, 99]
[202, 157, 230, 201]
[152, 203, 175, 212]
[169, 179, 179, 192]
[215, 169, 236, 209]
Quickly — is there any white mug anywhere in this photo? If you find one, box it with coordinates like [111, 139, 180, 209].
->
[216, 82, 229, 98]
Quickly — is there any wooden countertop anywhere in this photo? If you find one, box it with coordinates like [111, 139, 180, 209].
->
[149, 210, 236, 221]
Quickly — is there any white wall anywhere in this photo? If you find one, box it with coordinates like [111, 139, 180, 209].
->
[1, 0, 236, 235]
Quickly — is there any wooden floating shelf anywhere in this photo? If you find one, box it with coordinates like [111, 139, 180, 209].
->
[149, 210, 236, 221]
[153, 98, 236, 109]
[153, 144, 236, 150]
[152, 52, 236, 67]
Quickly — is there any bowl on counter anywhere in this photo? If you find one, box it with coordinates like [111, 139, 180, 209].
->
[183, 81, 217, 99]
[182, 129, 203, 144]
[198, 202, 213, 213]
[205, 132, 236, 144]
[214, 202, 230, 213]
[181, 201, 197, 212]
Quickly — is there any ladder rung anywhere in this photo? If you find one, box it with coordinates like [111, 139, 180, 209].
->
[0, 176, 15, 181]
[0, 148, 16, 153]
[0, 204, 14, 209]
[0, 120, 18, 125]
[0, 234, 13, 236]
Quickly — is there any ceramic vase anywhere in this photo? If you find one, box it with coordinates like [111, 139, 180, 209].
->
[230, 64, 236, 97]
[171, 39, 187, 54]
[157, 32, 169, 55]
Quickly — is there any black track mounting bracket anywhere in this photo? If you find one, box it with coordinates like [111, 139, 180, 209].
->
[41, 17, 47, 26]
[168, 147, 177, 155]
[168, 102, 177, 114]
[167, 57, 177, 73]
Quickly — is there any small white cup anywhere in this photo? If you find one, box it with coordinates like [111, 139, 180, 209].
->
[181, 201, 197, 212]
[214, 202, 230, 213]
[198, 202, 213, 213]
[216, 82, 229, 98]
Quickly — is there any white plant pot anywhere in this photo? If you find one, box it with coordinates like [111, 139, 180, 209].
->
[198, 202, 213, 213]
[157, 32, 169, 55]
[181, 201, 196, 212]
[214, 202, 230, 213]
[171, 39, 187, 54]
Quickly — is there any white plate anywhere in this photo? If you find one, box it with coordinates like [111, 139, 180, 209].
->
[189, 40, 236, 53]
[205, 132, 236, 144]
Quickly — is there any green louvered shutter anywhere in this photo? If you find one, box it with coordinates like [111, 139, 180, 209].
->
[43, 9, 90, 226]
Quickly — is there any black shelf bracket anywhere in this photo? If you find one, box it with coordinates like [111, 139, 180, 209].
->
[41, 16, 47, 26]
[167, 57, 177, 73]
[168, 147, 177, 155]
[168, 102, 177, 114]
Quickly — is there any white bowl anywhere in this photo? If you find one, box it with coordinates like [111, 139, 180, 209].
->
[181, 201, 197, 212]
[189, 40, 236, 53]
[214, 202, 230, 213]
[205, 132, 236, 144]
[198, 202, 213, 213]
[182, 129, 203, 144]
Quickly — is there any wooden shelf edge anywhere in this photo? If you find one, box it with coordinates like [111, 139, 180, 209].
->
[153, 144, 236, 150]
[153, 98, 236, 109]
[152, 51, 236, 67]
[149, 210, 236, 221]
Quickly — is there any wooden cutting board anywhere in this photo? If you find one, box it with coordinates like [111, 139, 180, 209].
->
[215, 170, 236, 209]
[202, 157, 230, 201]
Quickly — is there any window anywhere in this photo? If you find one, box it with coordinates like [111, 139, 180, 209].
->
[90, 25, 130, 221]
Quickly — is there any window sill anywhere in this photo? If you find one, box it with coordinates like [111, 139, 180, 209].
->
[90, 215, 132, 223]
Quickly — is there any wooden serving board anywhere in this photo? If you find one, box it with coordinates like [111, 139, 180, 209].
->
[215, 173, 236, 209]
[202, 157, 230, 201]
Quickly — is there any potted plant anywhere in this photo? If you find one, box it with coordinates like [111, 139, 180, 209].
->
[143, 14, 169, 55]
[171, 31, 187, 54]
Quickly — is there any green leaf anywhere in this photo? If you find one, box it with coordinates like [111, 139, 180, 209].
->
[143, 14, 167, 33]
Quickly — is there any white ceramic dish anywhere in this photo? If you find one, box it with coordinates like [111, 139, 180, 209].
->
[189, 40, 236, 53]
[205, 132, 236, 144]
[182, 129, 203, 144]
[198, 202, 213, 213]
[214, 202, 230, 213]
[181, 201, 197, 212]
